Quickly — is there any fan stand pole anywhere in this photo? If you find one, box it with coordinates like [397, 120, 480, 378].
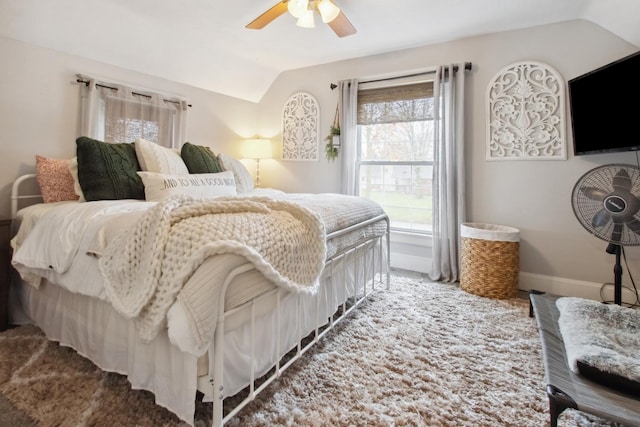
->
[606, 243, 623, 305]
[614, 248, 623, 306]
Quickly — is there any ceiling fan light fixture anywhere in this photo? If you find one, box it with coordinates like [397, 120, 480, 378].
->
[288, 0, 309, 18]
[296, 9, 315, 28]
[247, 0, 356, 37]
[317, 0, 340, 23]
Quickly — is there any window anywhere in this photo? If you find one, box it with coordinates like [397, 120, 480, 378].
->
[356, 81, 434, 233]
[79, 77, 187, 148]
[102, 97, 164, 144]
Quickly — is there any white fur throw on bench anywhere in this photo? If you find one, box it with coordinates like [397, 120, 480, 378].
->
[556, 297, 640, 394]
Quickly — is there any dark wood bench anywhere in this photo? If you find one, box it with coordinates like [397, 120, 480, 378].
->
[529, 291, 640, 427]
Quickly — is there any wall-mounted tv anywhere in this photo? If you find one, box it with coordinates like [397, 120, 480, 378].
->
[568, 51, 640, 156]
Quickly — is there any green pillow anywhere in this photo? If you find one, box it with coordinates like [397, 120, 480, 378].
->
[76, 136, 145, 201]
[181, 142, 224, 174]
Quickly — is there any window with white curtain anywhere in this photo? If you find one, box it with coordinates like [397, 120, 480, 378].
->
[78, 77, 188, 148]
[357, 80, 434, 234]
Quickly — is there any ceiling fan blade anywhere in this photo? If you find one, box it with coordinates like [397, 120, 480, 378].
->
[591, 208, 611, 228]
[581, 186, 608, 201]
[246, 1, 289, 30]
[612, 168, 632, 193]
[327, 10, 356, 37]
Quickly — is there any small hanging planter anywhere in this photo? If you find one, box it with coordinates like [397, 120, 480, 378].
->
[325, 105, 340, 161]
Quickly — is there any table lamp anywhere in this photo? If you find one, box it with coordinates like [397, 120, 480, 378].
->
[243, 138, 272, 187]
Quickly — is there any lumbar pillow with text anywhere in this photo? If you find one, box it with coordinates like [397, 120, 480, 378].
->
[137, 170, 237, 201]
[217, 152, 254, 193]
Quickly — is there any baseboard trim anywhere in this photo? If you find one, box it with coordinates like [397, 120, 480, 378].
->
[390, 253, 429, 274]
[518, 272, 637, 304]
[391, 261, 637, 305]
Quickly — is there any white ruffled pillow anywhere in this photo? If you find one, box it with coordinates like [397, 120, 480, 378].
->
[137, 171, 237, 201]
[68, 156, 86, 202]
[218, 153, 254, 193]
[135, 138, 189, 175]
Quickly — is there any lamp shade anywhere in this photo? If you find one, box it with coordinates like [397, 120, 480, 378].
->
[317, 0, 340, 23]
[244, 138, 272, 159]
[296, 9, 315, 28]
[287, 0, 308, 18]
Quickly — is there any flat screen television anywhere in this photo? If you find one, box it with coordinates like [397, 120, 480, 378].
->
[568, 51, 640, 156]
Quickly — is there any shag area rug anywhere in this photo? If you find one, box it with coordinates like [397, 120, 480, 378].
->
[0, 271, 622, 426]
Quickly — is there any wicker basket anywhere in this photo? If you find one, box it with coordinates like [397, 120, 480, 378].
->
[460, 223, 520, 299]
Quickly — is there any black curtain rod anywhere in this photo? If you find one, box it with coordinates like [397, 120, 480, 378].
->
[76, 79, 192, 108]
[329, 61, 473, 90]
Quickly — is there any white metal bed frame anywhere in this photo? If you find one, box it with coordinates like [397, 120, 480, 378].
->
[11, 173, 391, 426]
[11, 174, 43, 217]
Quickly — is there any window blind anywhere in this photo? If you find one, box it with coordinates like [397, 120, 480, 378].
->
[357, 82, 434, 125]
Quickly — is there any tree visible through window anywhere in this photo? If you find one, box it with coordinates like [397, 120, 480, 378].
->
[357, 81, 434, 233]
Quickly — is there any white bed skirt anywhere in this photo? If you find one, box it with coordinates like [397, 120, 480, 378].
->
[10, 277, 200, 424]
[9, 238, 387, 425]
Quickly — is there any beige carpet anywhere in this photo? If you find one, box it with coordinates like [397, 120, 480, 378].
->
[0, 271, 622, 426]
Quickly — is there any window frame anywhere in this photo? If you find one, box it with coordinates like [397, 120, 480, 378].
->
[78, 76, 188, 148]
[354, 76, 435, 235]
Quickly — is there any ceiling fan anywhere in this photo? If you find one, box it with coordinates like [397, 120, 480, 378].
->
[246, 0, 357, 38]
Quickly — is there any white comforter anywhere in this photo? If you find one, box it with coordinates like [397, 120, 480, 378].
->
[11, 190, 386, 355]
[12, 199, 154, 298]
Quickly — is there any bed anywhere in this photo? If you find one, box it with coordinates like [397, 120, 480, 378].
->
[8, 140, 390, 426]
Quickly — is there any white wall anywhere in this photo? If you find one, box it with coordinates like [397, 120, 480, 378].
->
[1, 20, 639, 301]
[0, 36, 259, 219]
[255, 19, 640, 299]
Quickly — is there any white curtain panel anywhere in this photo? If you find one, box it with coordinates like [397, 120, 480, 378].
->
[78, 77, 188, 148]
[338, 79, 359, 195]
[429, 64, 467, 283]
[78, 78, 101, 139]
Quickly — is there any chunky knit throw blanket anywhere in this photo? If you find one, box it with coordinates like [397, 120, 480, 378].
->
[99, 194, 327, 343]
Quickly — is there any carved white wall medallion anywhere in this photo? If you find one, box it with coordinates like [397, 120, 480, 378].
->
[282, 92, 319, 161]
[486, 61, 566, 160]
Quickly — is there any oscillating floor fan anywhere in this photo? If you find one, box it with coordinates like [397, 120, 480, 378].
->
[571, 163, 640, 305]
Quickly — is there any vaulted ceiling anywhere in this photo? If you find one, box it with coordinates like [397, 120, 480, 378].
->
[1, 0, 639, 102]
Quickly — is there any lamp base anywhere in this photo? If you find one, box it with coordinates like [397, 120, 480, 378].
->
[255, 158, 262, 188]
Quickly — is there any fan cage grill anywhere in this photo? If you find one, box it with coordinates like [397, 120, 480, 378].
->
[571, 164, 640, 246]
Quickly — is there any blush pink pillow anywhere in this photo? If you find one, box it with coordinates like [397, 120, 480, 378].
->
[35, 155, 80, 203]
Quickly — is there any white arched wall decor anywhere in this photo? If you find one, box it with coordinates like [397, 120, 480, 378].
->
[282, 92, 320, 161]
[486, 61, 566, 160]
